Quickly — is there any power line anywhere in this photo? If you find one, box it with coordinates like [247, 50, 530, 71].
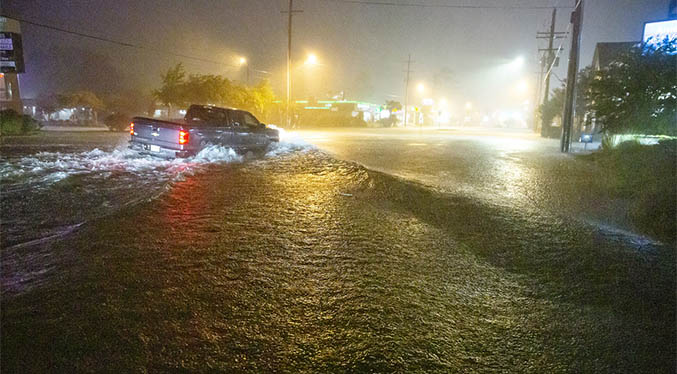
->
[541, 0, 582, 84]
[324, 0, 572, 10]
[0, 14, 238, 68]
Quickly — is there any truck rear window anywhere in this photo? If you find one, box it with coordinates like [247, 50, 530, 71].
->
[185, 106, 227, 125]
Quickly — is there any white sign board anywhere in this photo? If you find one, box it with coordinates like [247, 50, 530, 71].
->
[643, 19, 677, 45]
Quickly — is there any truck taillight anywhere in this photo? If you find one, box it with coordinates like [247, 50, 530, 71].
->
[179, 130, 189, 145]
[129, 122, 134, 135]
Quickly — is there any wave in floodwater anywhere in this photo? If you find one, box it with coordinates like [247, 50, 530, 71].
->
[0, 139, 312, 249]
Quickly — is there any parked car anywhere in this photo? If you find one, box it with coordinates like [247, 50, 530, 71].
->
[129, 105, 279, 158]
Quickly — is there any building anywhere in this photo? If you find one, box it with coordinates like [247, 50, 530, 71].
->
[591, 41, 639, 71]
[0, 17, 24, 113]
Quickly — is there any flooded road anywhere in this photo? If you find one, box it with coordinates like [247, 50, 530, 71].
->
[1, 130, 674, 372]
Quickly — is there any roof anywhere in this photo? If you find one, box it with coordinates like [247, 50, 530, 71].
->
[592, 42, 639, 70]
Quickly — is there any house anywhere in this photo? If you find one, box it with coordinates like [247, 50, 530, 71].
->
[591, 42, 639, 70]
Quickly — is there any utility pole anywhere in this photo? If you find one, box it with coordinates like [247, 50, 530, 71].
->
[561, 0, 584, 153]
[282, 0, 302, 128]
[536, 8, 567, 137]
[403, 54, 414, 128]
[286, 0, 293, 128]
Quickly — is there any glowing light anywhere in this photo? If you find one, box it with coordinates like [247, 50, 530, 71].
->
[515, 80, 529, 94]
[465, 102, 473, 110]
[238, 57, 247, 65]
[417, 83, 425, 93]
[510, 56, 525, 69]
[306, 53, 318, 65]
[439, 98, 448, 106]
[643, 19, 677, 48]
[179, 130, 190, 145]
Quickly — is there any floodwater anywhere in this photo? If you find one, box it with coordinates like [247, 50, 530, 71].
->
[1, 130, 674, 373]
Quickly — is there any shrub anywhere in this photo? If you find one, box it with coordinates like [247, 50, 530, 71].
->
[0, 109, 41, 136]
[589, 140, 676, 241]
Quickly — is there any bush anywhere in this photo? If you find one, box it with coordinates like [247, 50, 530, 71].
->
[0, 109, 41, 136]
[588, 38, 677, 136]
[586, 140, 676, 241]
[104, 113, 131, 132]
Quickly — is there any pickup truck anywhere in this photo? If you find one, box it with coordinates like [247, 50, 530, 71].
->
[129, 105, 280, 158]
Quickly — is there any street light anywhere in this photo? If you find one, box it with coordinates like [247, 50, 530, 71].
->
[510, 56, 525, 70]
[305, 53, 318, 65]
[515, 79, 529, 95]
[238, 57, 249, 84]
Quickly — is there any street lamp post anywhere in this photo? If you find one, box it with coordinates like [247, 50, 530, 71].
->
[303, 53, 320, 100]
[239, 57, 249, 85]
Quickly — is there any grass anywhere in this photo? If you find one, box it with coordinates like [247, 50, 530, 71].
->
[579, 140, 676, 242]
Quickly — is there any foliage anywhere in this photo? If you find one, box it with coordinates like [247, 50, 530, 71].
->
[539, 66, 594, 136]
[385, 100, 402, 112]
[103, 113, 132, 132]
[103, 91, 152, 117]
[582, 140, 676, 241]
[36, 93, 59, 120]
[0, 109, 41, 135]
[56, 91, 105, 111]
[379, 100, 402, 127]
[152, 63, 188, 110]
[587, 38, 677, 136]
[153, 63, 278, 122]
[539, 86, 565, 129]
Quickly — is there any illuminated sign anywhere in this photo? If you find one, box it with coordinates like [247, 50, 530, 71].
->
[0, 38, 12, 50]
[642, 19, 677, 46]
[0, 32, 24, 73]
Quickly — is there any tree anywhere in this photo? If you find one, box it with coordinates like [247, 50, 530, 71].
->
[587, 38, 677, 136]
[103, 90, 152, 117]
[539, 86, 565, 130]
[539, 66, 595, 138]
[54, 91, 105, 123]
[379, 100, 402, 127]
[153, 63, 187, 115]
[36, 93, 59, 120]
[152, 64, 278, 122]
[237, 80, 276, 121]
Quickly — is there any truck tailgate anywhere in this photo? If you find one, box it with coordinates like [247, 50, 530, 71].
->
[131, 117, 186, 150]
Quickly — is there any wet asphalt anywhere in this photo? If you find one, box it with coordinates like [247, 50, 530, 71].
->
[1, 129, 674, 373]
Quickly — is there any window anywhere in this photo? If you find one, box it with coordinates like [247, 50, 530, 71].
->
[243, 112, 259, 128]
[185, 106, 227, 126]
[228, 110, 244, 127]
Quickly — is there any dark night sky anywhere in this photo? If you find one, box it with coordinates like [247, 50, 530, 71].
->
[3, 0, 671, 111]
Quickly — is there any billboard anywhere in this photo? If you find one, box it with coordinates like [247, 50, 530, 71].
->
[0, 32, 24, 73]
[642, 19, 677, 46]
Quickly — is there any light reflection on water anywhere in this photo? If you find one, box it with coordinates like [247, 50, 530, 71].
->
[0, 140, 310, 249]
[2, 149, 673, 372]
